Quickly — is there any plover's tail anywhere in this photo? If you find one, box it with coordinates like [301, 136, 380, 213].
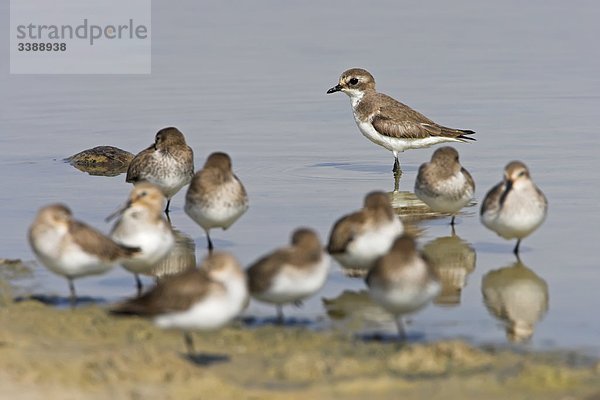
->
[438, 126, 476, 142]
[456, 129, 476, 142]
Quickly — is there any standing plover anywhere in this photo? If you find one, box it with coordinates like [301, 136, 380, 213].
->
[111, 252, 248, 355]
[108, 183, 175, 295]
[185, 152, 248, 252]
[28, 204, 139, 305]
[126, 127, 194, 213]
[481, 161, 547, 256]
[327, 68, 475, 174]
[327, 191, 403, 275]
[414, 147, 475, 226]
[247, 228, 330, 323]
[365, 235, 440, 339]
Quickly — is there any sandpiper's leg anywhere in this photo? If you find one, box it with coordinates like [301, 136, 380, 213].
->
[450, 215, 456, 226]
[164, 199, 171, 213]
[135, 274, 143, 296]
[206, 230, 214, 253]
[276, 304, 284, 325]
[68, 278, 76, 308]
[394, 316, 407, 341]
[183, 332, 195, 355]
[513, 239, 522, 256]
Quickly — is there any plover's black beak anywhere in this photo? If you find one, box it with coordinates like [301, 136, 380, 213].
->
[327, 84, 342, 94]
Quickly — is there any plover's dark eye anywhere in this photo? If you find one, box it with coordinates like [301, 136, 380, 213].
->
[349, 78, 359, 85]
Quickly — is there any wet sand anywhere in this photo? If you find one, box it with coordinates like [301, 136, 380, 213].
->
[1, 263, 599, 400]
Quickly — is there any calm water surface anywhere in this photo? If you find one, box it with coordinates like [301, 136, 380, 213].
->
[1, 1, 599, 354]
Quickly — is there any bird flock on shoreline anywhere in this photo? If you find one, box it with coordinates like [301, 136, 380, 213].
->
[26, 68, 548, 353]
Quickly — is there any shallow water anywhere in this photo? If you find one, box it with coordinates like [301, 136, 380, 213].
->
[1, 1, 599, 355]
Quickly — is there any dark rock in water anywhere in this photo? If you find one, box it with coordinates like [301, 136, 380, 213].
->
[66, 146, 134, 177]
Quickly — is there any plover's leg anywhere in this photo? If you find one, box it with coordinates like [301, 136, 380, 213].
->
[513, 239, 522, 257]
[135, 274, 143, 296]
[276, 304, 284, 325]
[68, 278, 76, 308]
[183, 332, 195, 355]
[394, 316, 407, 341]
[450, 215, 456, 226]
[206, 230, 214, 253]
[164, 199, 171, 213]
[392, 154, 400, 173]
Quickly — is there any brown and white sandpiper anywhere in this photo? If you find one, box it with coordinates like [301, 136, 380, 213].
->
[184, 152, 248, 252]
[247, 228, 330, 323]
[126, 127, 194, 213]
[480, 161, 547, 256]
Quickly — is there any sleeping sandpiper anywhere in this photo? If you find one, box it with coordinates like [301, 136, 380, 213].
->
[327, 191, 403, 275]
[365, 235, 441, 340]
[327, 68, 475, 175]
[126, 127, 194, 213]
[111, 252, 248, 355]
[108, 183, 175, 295]
[28, 204, 139, 305]
[414, 147, 475, 226]
[480, 161, 547, 256]
[185, 152, 249, 252]
[247, 228, 330, 323]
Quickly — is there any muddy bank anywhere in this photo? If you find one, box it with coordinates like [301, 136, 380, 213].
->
[0, 296, 599, 400]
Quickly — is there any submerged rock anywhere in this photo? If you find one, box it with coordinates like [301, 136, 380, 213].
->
[66, 146, 134, 177]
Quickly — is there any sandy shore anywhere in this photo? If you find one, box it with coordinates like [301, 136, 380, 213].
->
[1, 262, 599, 399]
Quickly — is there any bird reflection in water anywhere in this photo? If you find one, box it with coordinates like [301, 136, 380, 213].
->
[422, 234, 476, 307]
[482, 260, 549, 343]
[149, 228, 196, 281]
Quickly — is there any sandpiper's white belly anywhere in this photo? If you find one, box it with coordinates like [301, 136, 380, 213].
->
[253, 256, 330, 304]
[154, 281, 247, 331]
[481, 189, 546, 240]
[33, 230, 114, 278]
[113, 226, 174, 274]
[415, 173, 473, 214]
[144, 152, 191, 198]
[369, 280, 441, 315]
[334, 218, 403, 270]
[185, 182, 248, 231]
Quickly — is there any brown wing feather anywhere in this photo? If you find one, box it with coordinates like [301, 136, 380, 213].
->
[69, 220, 138, 261]
[111, 268, 217, 316]
[369, 93, 475, 140]
[480, 181, 505, 216]
[326, 211, 368, 254]
[126, 145, 154, 183]
[247, 249, 291, 294]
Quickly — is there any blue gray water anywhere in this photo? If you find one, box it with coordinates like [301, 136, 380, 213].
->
[1, 1, 599, 354]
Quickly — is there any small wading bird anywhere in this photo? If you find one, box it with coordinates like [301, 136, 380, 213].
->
[480, 161, 547, 256]
[28, 204, 139, 306]
[111, 252, 248, 356]
[247, 228, 330, 323]
[126, 127, 194, 214]
[414, 146, 475, 226]
[108, 183, 175, 295]
[185, 152, 248, 252]
[327, 68, 475, 176]
[327, 191, 403, 276]
[365, 235, 440, 340]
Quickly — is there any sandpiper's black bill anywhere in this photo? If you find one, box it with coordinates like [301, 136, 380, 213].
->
[327, 84, 342, 94]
